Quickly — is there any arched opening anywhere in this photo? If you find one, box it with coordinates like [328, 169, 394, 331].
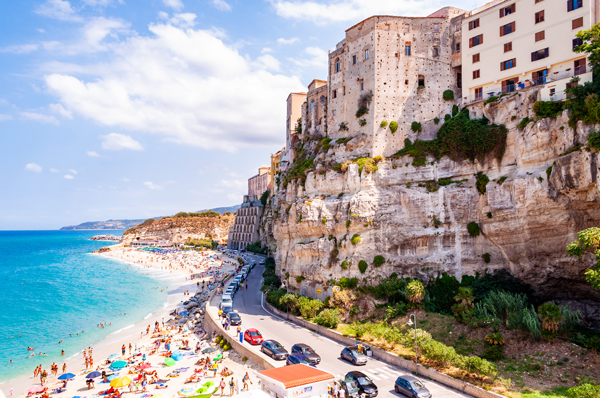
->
[310, 99, 315, 113]
[320, 95, 325, 103]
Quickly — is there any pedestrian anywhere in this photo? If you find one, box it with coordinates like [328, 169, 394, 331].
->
[229, 378, 235, 396]
[121, 344, 126, 356]
[333, 382, 338, 398]
[242, 372, 252, 391]
[220, 378, 226, 396]
[62, 363, 67, 373]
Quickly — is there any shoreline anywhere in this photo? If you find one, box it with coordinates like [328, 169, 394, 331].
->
[0, 245, 239, 398]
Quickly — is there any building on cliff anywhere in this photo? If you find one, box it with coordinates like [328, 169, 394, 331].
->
[326, 7, 466, 158]
[461, 0, 598, 104]
[227, 194, 264, 250]
[281, 92, 307, 171]
[270, 147, 285, 194]
[302, 79, 328, 139]
[248, 167, 271, 197]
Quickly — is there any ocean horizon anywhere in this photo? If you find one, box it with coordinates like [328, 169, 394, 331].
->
[0, 230, 168, 384]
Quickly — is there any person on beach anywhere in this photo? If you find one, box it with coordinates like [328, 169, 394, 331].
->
[219, 378, 226, 396]
[122, 344, 126, 356]
[242, 372, 252, 391]
[229, 378, 235, 396]
[63, 363, 66, 373]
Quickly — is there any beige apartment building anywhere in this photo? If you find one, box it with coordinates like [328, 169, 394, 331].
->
[281, 92, 307, 170]
[248, 166, 271, 197]
[302, 79, 328, 138]
[462, 0, 598, 104]
[227, 194, 264, 251]
[270, 147, 285, 192]
[327, 8, 465, 157]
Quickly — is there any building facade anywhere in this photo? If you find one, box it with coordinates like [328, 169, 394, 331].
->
[248, 167, 271, 197]
[281, 92, 307, 170]
[461, 0, 597, 103]
[326, 8, 466, 157]
[270, 147, 285, 193]
[227, 195, 264, 250]
[302, 79, 328, 138]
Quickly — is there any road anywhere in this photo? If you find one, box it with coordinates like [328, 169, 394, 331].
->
[214, 253, 470, 398]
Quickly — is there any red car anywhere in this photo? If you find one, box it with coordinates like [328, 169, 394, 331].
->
[244, 329, 263, 345]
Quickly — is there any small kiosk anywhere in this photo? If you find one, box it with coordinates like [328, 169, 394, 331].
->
[256, 364, 335, 398]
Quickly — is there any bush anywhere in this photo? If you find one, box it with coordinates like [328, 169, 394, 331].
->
[482, 252, 491, 263]
[426, 274, 460, 314]
[339, 277, 358, 289]
[485, 332, 505, 345]
[339, 122, 349, 131]
[373, 255, 385, 267]
[538, 301, 563, 332]
[345, 220, 351, 228]
[260, 190, 270, 206]
[355, 157, 379, 174]
[452, 105, 459, 116]
[359, 118, 367, 126]
[476, 172, 489, 195]
[406, 280, 425, 304]
[356, 106, 369, 118]
[380, 121, 388, 127]
[433, 117, 440, 125]
[295, 275, 305, 284]
[518, 116, 533, 130]
[358, 260, 368, 273]
[444, 114, 451, 121]
[322, 217, 327, 224]
[533, 101, 564, 119]
[246, 240, 268, 255]
[389, 121, 398, 133]
[443, 90, 454, 101]
[139, 218, 155, 227]
[487, 212, 492, 218]
[314, 308, 342, 328]
[587, 128, 600, 150]
[411, 121, 422, 132]
[467, 222, 480, 238]
[297, 296, 324, 318]
[340, 260, 349, 270]
[566, 384, 600, 398]
[481, 344, 504, 361]
[351, 234, 361, 245]
[321, 137, 333, 151]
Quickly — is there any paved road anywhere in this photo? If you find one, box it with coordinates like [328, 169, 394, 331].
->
[215, 253, 470, 398]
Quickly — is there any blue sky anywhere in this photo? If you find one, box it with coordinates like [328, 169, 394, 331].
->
[0, 0, 469, 230]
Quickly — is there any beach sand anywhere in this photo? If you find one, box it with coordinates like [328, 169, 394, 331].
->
[0, 247, 261, 398]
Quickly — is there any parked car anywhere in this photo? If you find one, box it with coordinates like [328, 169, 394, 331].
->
[226, 311, 242, 326]
[394, 376, 431, 398]
[285, 353, 315, 367]
[340, 346, 367, 365]
[219, 296, 232, 310]
[261, 340, 288, 360]
[291, 344, 321, 365]
[338, 378, 360, 398]
[243, 329, 263, 345]
[221, 304, 233, 316]
[345, 372, 378, 397]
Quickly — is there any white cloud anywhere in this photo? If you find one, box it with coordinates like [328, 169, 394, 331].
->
[35, 0, 82, 22]
[277, 37, 298, 45]
[82, 0, 124, 6]
[253, 54, 280, 72]
[101, 133, 144, 151]
[270, 0, 444, 24]
[45, 20, 305, 151]
[212, 0, 232, 11]
[87, 151, 100, 157]
[221, 179, 245, 188]
[68, 169, 78, 174]
[159, 13, 197, 29]
[1, 44, 40, 54]
[162, 0, 184, 10]
[50, 168, 60, 173]
[20, 112, 60, 125]
[289, 46, 328, 70]
[143, 181, 163, 190]
[49, 103, 73, 118]
[25, 163, 43, 173]
[0, 114, 12, 121]
[261, 47, 273, 53]
[121, 177, 130, 182]
[64, 174, 75, 179]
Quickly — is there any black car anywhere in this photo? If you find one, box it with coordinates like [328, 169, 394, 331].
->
[394, 375, 431, 398]
[340, 347, 367, 365]
[226, 311, 242, 326]
[345, 371, 378, 397]
[261, 340, 288, 360]
[291, 344, 321, 365]
[286, 353, 315, 367]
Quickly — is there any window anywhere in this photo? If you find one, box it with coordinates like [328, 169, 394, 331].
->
[418, 75, 425, 87]
[500, 58, 516, 71]
[531, 47, 549, 61]
[364, 49, 369, 60]
[456, 43, 461, 52]
[405, 42, 411, 56]
[332, 89, 337, 99]
[473, 69, 481, 79]
[352, 55, 357, 64]
[469, 18, 480, 30]
[360, 81, 364, 91]
[573, 37, 584, 49]
[335, 58, 340, 73]
[405, 24, 410, 33]
[568, 0, 583, 11]
[433, 24, 439, 32]
[499, 3, 516, 17]
[574, 58, 587, 75]
[469, 34, 483, 48]
[385, 24, 390, 31]
[433, 47, 440, 57]
[472, 53, 480, 63]
[573, 17, 584, 29]
[455, 23, 461, 31]
[504, 42, 512, 52]
[405, 79, 409, 85]
[310, 100, 315, 113]
[535, 31, 545, 42]
[532, 69, 547, 85]
[535, 11, 545, 24]
[457, 72, 462, 88]
[500, 22, 515, 36]
[333, 110, 336, 116]
[475, 87, 483, 100]
[343, 86, 346, 95]
[320, 95, 325, 103]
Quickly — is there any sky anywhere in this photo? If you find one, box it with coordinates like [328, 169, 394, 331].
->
[0, 0, 472, 230]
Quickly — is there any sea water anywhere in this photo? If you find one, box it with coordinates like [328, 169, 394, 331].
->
[0, 230, 168, 383]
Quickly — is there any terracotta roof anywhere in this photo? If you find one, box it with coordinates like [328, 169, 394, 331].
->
[257, 364, 334, 389]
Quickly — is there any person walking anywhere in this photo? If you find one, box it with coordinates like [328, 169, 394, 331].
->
[219, 378, 226, 396]
[121, 344, 126, 356]
[242, 372, 252, 391]
[228, 378, 235, 396]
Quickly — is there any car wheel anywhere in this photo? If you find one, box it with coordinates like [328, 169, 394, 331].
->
[394, 387, 399, 394]
[352, 359, 357, 365]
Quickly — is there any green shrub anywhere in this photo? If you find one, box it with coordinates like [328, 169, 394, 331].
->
[587, 129, 600, 151]
[406, 280, 425, 304]
[427, 273, 460, 314]
[425, 180, 439, 192]
[433, 117, 440, 125]
[485, 332, 505, 345]
[351, 234, 361, 245]
[518, 117, 533, 130]
[533, 101, 564, 119]
[444, 114, 451, 121]
[339, 277, 358, 289]
[411, 121, 422, 132]
[358, 260, 368, 273]
[497, 176, 507, 185]
[389, 121, 398, 133]
[443, 90, 454, 101]
[297, 296, 324, 318]
[345, 220, 351, 228]
[313, 308, 341, 328]
[481, 344, 504, 361]
[321, 137, 333, 151]
[380, 121, 388, 127]
[385, 302, 407, 319]
[322, 217, 327, 224]
[340, 260, 349, 270]
[355, 157, 379, 174]
[406, 182, 412, 188]
[373, 255, 385, 267]
[566, 384, 600, 398]
[297, 214, 302, 222]
[476, 172, 489, 195]
[339, 122, 349, 131]
[246, 241, 268, 255]
[487, 211, 492, 218]
[467, 222, 481, 238]
[356, 106, 369, 118]
[482, 253, 491, 263]
[452, 105, 459, 116]
[359, 118, 367, 126]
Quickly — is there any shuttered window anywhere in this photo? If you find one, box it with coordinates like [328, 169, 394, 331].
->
[500, 22, 515, 36]
[535, 11, 545, 24]
[504, 42, 512, 52]
[473, 69, 481, 79]
[531, 48, 549, 61]
[500, 58, 516, 71]
[473, 53, 480, 63]
[469, 19, 480, 30]
[573, 37, 584, 49]
[567, 0, 583, 11]
[535, 31, 545, 42]
[573, 17, 584, 29]
[469, 34, 483, 48]
[499, 3, 516, 17]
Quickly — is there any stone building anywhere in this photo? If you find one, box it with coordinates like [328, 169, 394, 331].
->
[301, 79, 328, 138]
[281, 92, 306, 170]
[270, 147, 285, 193]
[248, 166, 271, 197]
[227, 194, 264, 250]
[326, 7, 466, 157]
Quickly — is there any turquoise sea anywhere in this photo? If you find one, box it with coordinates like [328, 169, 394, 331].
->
[0, 230, 168, 383]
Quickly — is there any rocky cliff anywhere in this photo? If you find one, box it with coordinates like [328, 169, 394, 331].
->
[262, 87, 600, 327]
[121, 215, 234, 245]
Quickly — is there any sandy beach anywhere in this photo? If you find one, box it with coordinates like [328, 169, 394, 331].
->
[0, 246, 261, 398]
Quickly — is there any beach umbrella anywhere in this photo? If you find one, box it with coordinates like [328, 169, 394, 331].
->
[107, 375, 119, 381]
[107, 354, 120, 360]
[110, 376, 131, 388]
[111, 360, 127, 369]
[171, 351, 183, 361]
[138, 364, 152, 370]
[201, 347, 216, 354]
[27, 386, 46, 394]
[164, 357, 176, 367]
[178, 387, 197, 397]
[58, 373, 76, 380]
[86, 371, 102, 379]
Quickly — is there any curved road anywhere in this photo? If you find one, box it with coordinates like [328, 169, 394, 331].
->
[216, 253, 470, 398]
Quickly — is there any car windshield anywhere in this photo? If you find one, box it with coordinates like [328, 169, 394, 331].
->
[223, 306, 232, 311]
[351, 350, 365, 357]
[357, 377, 373, 385]
[249, 332, 261, 337]
[229, 313, 239, 319]
[222, 298, 231, 303]
[411, 381, 425, 389]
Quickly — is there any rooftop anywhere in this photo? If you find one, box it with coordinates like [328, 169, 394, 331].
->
[257, 364, 334, 389]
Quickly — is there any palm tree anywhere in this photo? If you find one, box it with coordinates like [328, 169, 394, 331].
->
[538, 302, 563, 332]
[406, 280, 425, 304]
[454, 287, 475, 307]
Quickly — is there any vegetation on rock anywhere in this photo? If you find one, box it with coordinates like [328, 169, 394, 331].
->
[380, 121, 388, 127]
[443, 89, 454, 101]
[567, 227, 600, 289]
[467, 222, 481, 238]
[350, 234, 361, 245]
[373, 255, 385, 267]
[411, 121, 422, 132]
[475, 172, 490, 195]
[358, 260, 368, 273]
[389, 121, 398, 133]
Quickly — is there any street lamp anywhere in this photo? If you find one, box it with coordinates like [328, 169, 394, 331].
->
[407, 314, 418, 375]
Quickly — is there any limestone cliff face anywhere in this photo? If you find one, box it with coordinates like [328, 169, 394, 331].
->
[121, 215, 234, 245]
[262, 88, 600, 326]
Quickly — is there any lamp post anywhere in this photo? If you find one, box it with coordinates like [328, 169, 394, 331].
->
[407, 314, 418, 375]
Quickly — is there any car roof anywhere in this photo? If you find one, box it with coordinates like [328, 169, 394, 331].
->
[228, 311, 239, 316]
[345, 346, 358, 350]
[264, 339, 279, 344]
[347, 371, 367, 378]
[246, 328, 259, 332]
[294, 343, 311, 349]
[398, 375, 419, 382]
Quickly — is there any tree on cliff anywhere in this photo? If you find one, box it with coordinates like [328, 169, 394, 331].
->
[574, 24, 600, 73]
[567, 227, 600, 289]
[260, 190, 269, 206]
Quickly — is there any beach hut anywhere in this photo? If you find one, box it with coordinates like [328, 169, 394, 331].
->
[255, 365, 334, 398]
